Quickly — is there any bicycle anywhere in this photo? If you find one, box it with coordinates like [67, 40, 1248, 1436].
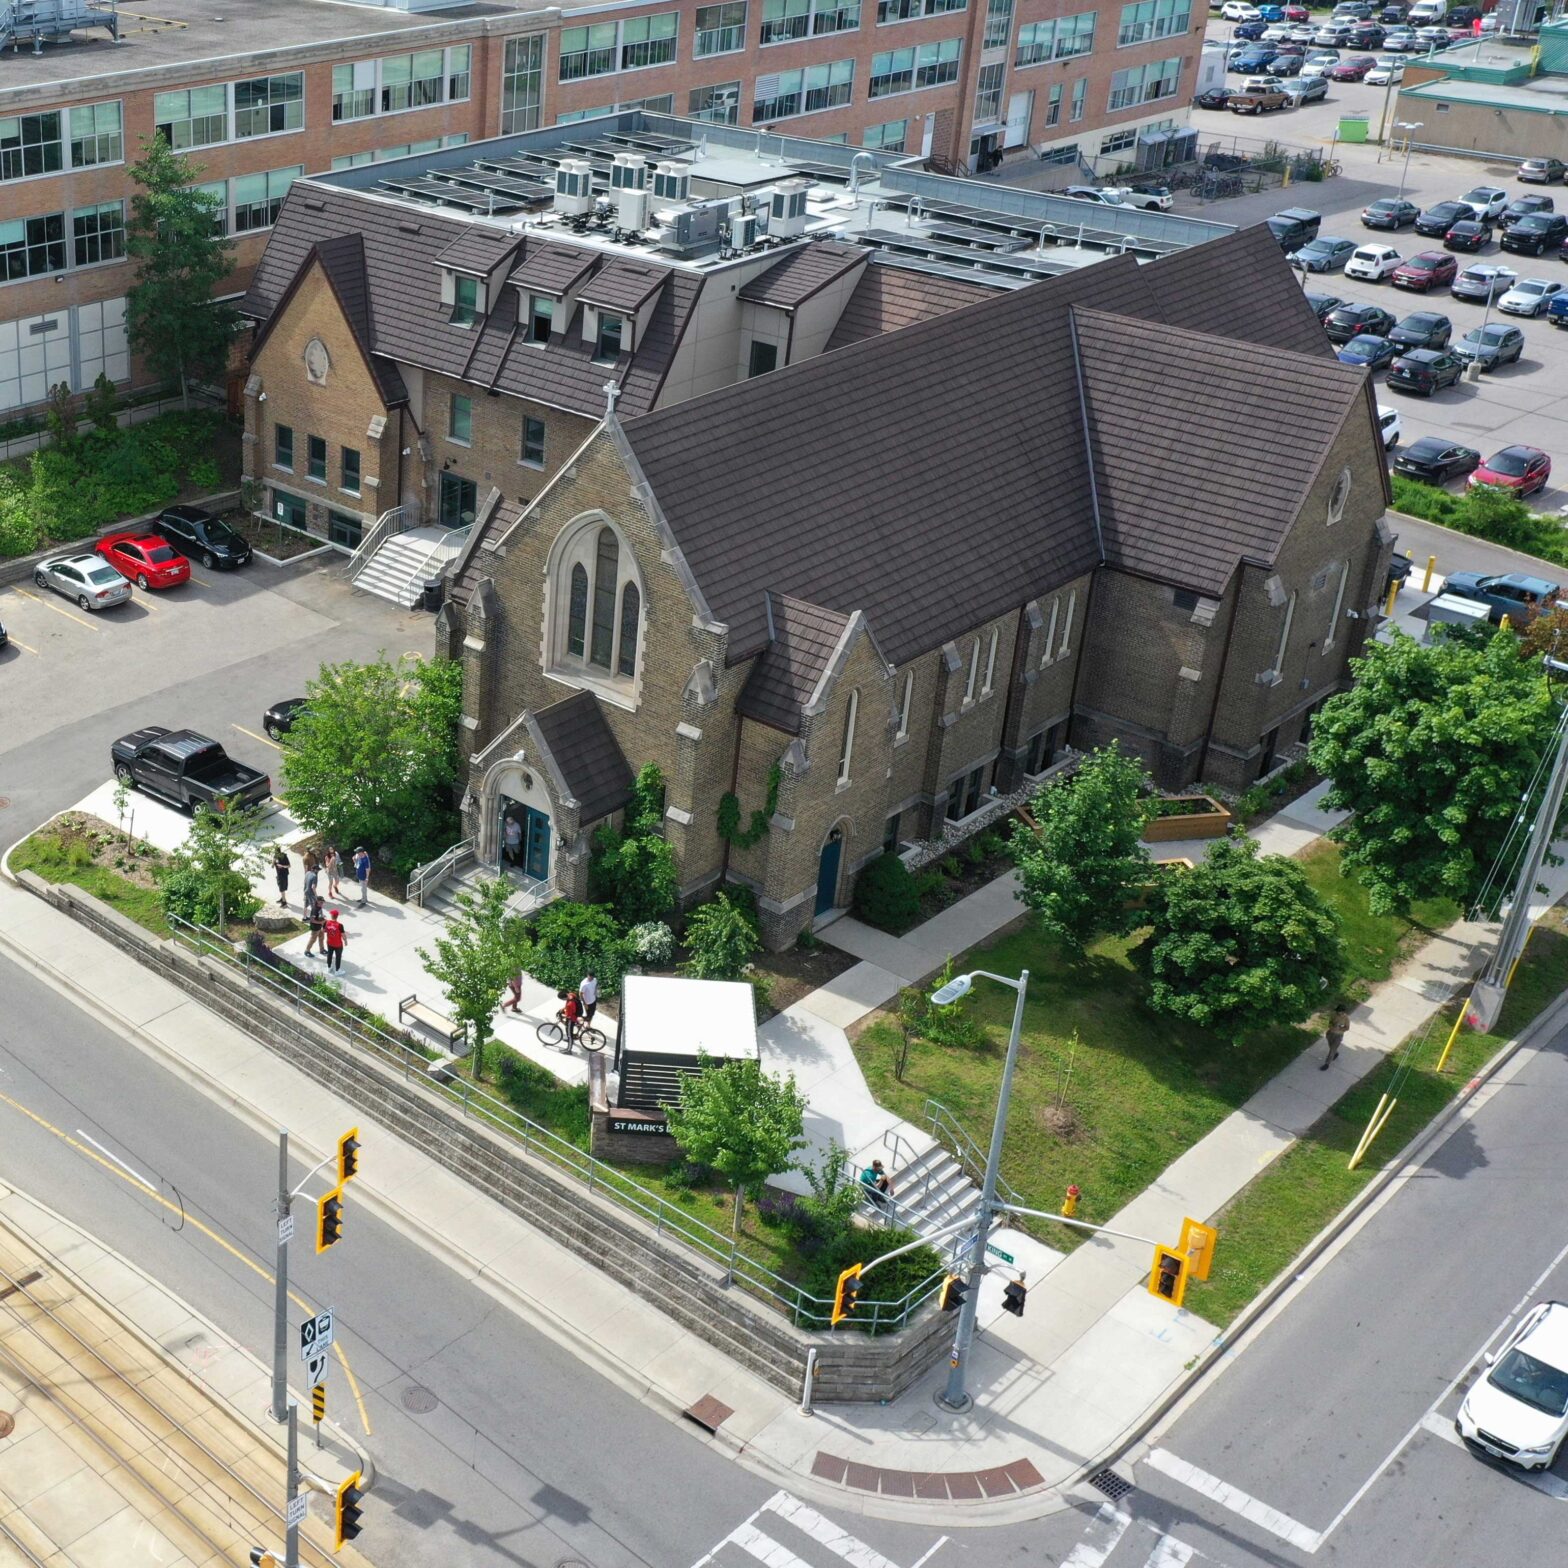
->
[536, 1013, 607, 1053]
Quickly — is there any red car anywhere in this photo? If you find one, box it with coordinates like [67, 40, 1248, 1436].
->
[1330, 57, 1375, 80]
[1392, 250, 1458, 290]
[95, 531, 191, 590]
[1284, 3, 1309, 17]
[1470, 445, 1552, 496]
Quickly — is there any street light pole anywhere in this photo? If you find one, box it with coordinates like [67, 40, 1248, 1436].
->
[1394, 122, 1422, 202]
[932, 967, 1029, 1414]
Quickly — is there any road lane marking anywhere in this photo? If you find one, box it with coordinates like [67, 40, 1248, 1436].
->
[1063, 1501, 1134, 1568]
[1143, 1536, 1195, 1568]
[11, 585, 99, 631]
[691, 1491, 941, 1568]
[4, 635, 39, 655]
[1420, 1410, 1568, 1499]
[0, 1084, 372, 1437]
[1144, 1451, 1320, 1554]
[231, 724, 281, 752]
[768, 1493, 914, 1568]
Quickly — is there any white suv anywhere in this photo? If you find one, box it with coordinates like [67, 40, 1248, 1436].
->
[1456, 1302, 1568, 1470]
[1221, 1, 1262, 18]
[1345, 245, 1403, 281]
[1458, 185, 1509, 221]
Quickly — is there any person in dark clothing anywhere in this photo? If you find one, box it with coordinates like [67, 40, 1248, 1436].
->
[1322, 1002, 1352, 1068]
[273, 847, 290, 907]
[303, 893, 326, 958]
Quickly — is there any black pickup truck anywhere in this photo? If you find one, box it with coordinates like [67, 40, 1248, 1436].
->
[110, 728, 271, 813]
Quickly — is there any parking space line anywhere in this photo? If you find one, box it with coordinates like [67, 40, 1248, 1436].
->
[11, 585, 99, 632]
[232, 724, 281, 752]
[4, 634, 40, 655]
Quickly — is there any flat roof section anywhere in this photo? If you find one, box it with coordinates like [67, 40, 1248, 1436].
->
[1402, 76, 1568, 110]
[620, 976, 758, 1063]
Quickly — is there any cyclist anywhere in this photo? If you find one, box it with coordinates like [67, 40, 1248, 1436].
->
[558, 988, 583, 1051]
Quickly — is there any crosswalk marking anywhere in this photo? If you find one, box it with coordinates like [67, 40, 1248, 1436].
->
[1146, 1449, 1322, 1554]
[1142, 1534, 1195, 1568]
[691, 1491, 944, 1568]
[1062, 1501, 1133, 1568]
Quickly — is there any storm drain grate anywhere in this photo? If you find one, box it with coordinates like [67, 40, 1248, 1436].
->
[1089, 1469, 1134, 1502]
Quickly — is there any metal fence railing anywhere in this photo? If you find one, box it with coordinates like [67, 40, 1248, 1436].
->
[167, 914, 942, 1334]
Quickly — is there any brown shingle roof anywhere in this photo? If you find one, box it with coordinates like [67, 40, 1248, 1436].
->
[241, 186, 693, 420]
[533, 690, 634, 823]
[436, 228, 523, 277]
[579, 260, 668, 315]
[509, 241, 598, 297]
[736, 595, 851, 734]
[737, 241, 867, 310]
[825, 261, 993, 352]
[1072, 306, 1366, 596]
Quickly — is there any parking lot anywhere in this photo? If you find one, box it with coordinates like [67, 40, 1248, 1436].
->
[1179, 20, 1568, 514]
[0, 551, 432, 839]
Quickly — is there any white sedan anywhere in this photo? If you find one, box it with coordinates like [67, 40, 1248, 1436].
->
[1365, 59, 1404, 84]
[1221, 1, 1261, 18]
[1345, 245, 1402, 281]
[1457, 1301, 1568, 1470]
[1498, 277, 1564, 317]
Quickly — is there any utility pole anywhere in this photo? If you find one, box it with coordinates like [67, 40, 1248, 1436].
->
[273, 1129, 291, 1425]
[930, 968, 1029, 1414]
[286, 1402, 303, 1568]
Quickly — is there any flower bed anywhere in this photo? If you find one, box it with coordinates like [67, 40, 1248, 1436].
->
[1141, 795, 1232, 843]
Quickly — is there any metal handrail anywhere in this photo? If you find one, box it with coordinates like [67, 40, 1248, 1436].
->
[882, 1125, 938, 1215]
[925, 1098, 1025, 1210]
[346, 504, 412, 581]
[393, 525, 467, 606]
[407, 838, 470, 906]
[165, 914, 941, 1333]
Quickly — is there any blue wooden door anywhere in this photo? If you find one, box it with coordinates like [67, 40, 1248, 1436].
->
[815, 829, 843, 916]
[524, 808, 551, 880]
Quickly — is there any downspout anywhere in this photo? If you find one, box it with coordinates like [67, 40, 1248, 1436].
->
[1197, 576, 1244, 784]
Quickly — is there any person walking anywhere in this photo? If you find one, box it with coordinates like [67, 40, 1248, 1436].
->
[579, 970, 599, 1026]
[1322, 1001, 1352, 1069]
[272, 847, 290, 908]
[302, 850, 320, 910]
[502, 965, 523, 1014]
[302, 893, 326, 958]
[325, 846, 342, 899]
[353, 846, 371, 908]
[503, 814, 523, 868]
[323, 909, 347, 972]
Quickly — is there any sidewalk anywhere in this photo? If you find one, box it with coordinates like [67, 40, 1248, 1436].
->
[0, 1181, 367, 1567]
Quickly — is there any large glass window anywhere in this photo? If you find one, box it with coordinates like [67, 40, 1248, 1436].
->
[975, 62, 1006, 123]
[0, 214, 66, 281]
[153, 86, 228, 151]
[501, 36, 545, 133]
[528, 295, 554, 342]
[342, 447, 361, 494]
[68, 102, 123, 168]
[307, 434, 327, 482]
[332, 63, 376, 122]
[439, 471, 477, 528]
[864, 118, 907, 151]
[71, 201, 124, 267]
[876, 0, 965, 21]
[619, 13, 678, 69]
[451, 275, 479, 326]
[0, 111, 62, 180]
[233, 74, 303, 139]
[559, 22, 620, 80]
[449, 394, 473, 444]
[231, 167, 299, 233]
[812, 0, 861, 32]
[568, 564, 589, 656]
[522, 417, 546, 467]
[870, 39, 961, 97]
[558, 525, 641, 681]
[1015, 12, 1096, 64]
[1055, 12, 1097, 57]
[984, 0, 1015, 49]
[758, 60, 852, 119]
[590, 528, 619, 667]
[275, 424, 294, 470]
[696, 2, 748, 55]
[1118, 0, 1190, 45]
[689, 81, 741, 122]
[617, 584, 640, 678]
[194, 179, 229, 235]
[1108, 55, 1182, 111]
[761, 0, 810, 43]
[595, 313, 624, 360]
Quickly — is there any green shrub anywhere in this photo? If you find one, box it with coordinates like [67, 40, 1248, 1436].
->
[801, 1223, 943, 1330]
[526, 901, 627, 994]
[626, 920, 675, 966]
[680, 893, 761, 981]
[188, 456, 223, 492]
[852, 852, 923, 934]
[156, 860, 262, 928]
[495, 1051, 592, 1147]
[1392, 474, 1568, 567]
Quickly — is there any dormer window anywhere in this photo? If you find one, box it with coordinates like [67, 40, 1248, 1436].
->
[451, 274, 479, 326]
[595, 312, 624, 361]
[528, 295, 554, 343]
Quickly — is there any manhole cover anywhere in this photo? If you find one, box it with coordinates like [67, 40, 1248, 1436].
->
[401, 1385, 438, 1414]
[0, 1410, 14, 1439]
[1089, 1468, 1134, 1502]
[0, 797, 10, 810]
[556, 1560, 591, 1568]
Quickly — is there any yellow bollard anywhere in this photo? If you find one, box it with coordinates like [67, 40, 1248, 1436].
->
[1384, 578, 1399, 617]
[1501, 614, 1511, 634]
[1348, 1092, 1399, 1171]
[1435, 994, 1471, 1074]
[1422, 555, 1436, 592]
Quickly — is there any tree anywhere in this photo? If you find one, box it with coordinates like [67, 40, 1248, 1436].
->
[281, 654, 464, 877]
[1308, 628, 1560, 913]
[125, 135, 239, 407]
[588, 763, 677, 924]
[157, 803, 266, 934]
[417, 876, 523, 1081]
[526, 901, 628, 994]
[1010, 742, 1153, 948]
[665, 1055, 807, 1237]
[1520, 606, 1568, 665]
[680, 893, 762, 980]
[1144, 835, 1347, 1041]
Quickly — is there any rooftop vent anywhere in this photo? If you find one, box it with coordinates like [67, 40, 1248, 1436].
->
[556, 159, 595, 219]
[652, 161, 690, 205]
[769, 180, 810, 241]
[610, 153, 649, 192]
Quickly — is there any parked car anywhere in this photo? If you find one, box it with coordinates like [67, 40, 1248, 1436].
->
[1451, 262, 1518, 300]
[1455, 1302, 1568, 1469]
[1383, 28, 1423, 50]
[1313, 25, 1354, 45]
[1301, 49, 1343, 74]
[1363, 196, 1420, 229]
[1324, 301, 1397, 341]
[1393, 250, 1459, 290]
[1229, 47, 1279, 70]
[1064, 186, 1125, 205]
[1443, 219, 1492, 252]
[1378, 402, 1402, 448]
[1499, 277, 1564, 316]
[1267, 206, 1322, 248]
[1518, 156, 1567, 185]
[1500, 214, 1568, 257]
[152, 505, 253, 569]
[1365, 58, 1405, 83]
[1195, 85, 1237, 108]
[32, 553, 132, 611]
[1448, 5, 1480, 22]
[1392, 436, 1481, 483]
[1103, 184, 1174, 211]
[1549, 294, 1568, 329]
[1221, 0, 1262, 16]
[1330, 56, 1375, 78]
[1262, 21, 1294, 38]
[1229, 81, 1293, 111]
[94, 531, 191, 591]
[1452, 321, 1526, 368]
[110, 728, 272, 812]
[1284, 4, 1311, 19]
[1469, 447, 1553, 497]
[264, 699, 309, 740]
[1346, 243, 1403, 280]
[1304, 291, 1346, 322]
[1283, 74, 1330, 101]
[1386, 347, 1465, 394]
[1269, 49, 1305, 73]
[1458, 185, 1510, 221]
[1441, 571, 1559, 626]
[1500, 193, 1555, 227]
[1232, 19, 1270, 38]
[1388, 310, 1452, 349]
[1348, 23, 1386, 47]
[1337, 334, 1400, 369]
[1292, 235, 1357, 271]
[1415, 200, 1471, 236]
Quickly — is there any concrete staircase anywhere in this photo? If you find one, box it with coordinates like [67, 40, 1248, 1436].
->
[419, 850, 555, 923]
[352, 526, 464, 608]
[882, 1141, 983, 1258]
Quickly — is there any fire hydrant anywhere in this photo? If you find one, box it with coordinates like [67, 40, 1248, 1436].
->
[1062, 1184, 1081, 1219]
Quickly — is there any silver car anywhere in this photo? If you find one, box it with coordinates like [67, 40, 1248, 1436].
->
[1451, 263, 1518, 302]
[33, 552, 132, 611]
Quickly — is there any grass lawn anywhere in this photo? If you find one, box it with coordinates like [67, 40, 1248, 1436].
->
[1185, 912, 1568, 1327]
[852, 843, 1457, 1249]
[10, 827, 170, 937]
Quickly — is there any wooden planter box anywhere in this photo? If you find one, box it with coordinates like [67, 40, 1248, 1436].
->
[1141, 796, 1232, 844]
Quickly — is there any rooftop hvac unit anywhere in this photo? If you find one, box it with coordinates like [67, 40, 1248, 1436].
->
[555, 159, 595, 217]
[659, 201, 724, 257]
[652, 161, 690, 204]
[769, 180, 810, 240]
[729, 211, 758, 251]
[610, 153, 649, 192]
[616, 186, 651, 233]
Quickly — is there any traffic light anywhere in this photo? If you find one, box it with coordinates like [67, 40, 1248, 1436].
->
[1002, 1277, 1028, 1318]
[337, 1128, 360, 1185]
[1149, 1244, 1188, 1307]
[334, 1469, 363, 1550]
[1178, 1216, 1218, 1282]
[316, 1186, 344, 1253]
[939, 1273, 969, 1313]
[831, 1263, 862, 1325]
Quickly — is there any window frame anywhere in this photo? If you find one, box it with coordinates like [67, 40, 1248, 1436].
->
[451, 274, 480, 327]
[896, 670, 913, 740]
[695, 1, 748, 57]
[448, 393, 473, 445]
[307, 434, 327, 484]
[522, 416, 547, 468]
[838, 688, 858, 786]
[341, 447, 362, 495]
[550, 517, 645, 697]
[232, 73, 304, 140]
[70, 200, 125, 268]
[274, 424, 295, 472]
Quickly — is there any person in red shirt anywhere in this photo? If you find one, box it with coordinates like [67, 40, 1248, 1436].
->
[559, 988, 582, 1050]
[323, 910, 347, 972]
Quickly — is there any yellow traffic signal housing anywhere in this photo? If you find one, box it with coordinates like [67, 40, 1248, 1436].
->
[337, 1128, 360, 1185]
[939, 1274, 969, 1314]
[831, 1263, 862, 1325]
[1149, 1244, 1189, 1307]
[334, 1469, 363, 1550]
[1178, 1217, 1218, 1281]
[316, 1186, 344, 1253]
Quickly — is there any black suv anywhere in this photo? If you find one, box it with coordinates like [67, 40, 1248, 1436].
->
[1500, 213, 1568, 257]
[1388, 311, 1452, 350]
[1324, 302, 1397, 343]
[152, 506, 254, 570]
[1266, 207, 1322, 251]
[1386, 348, 1465, 395]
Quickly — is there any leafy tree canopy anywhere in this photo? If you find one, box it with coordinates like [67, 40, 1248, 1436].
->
[417, 876, 523, 1079]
